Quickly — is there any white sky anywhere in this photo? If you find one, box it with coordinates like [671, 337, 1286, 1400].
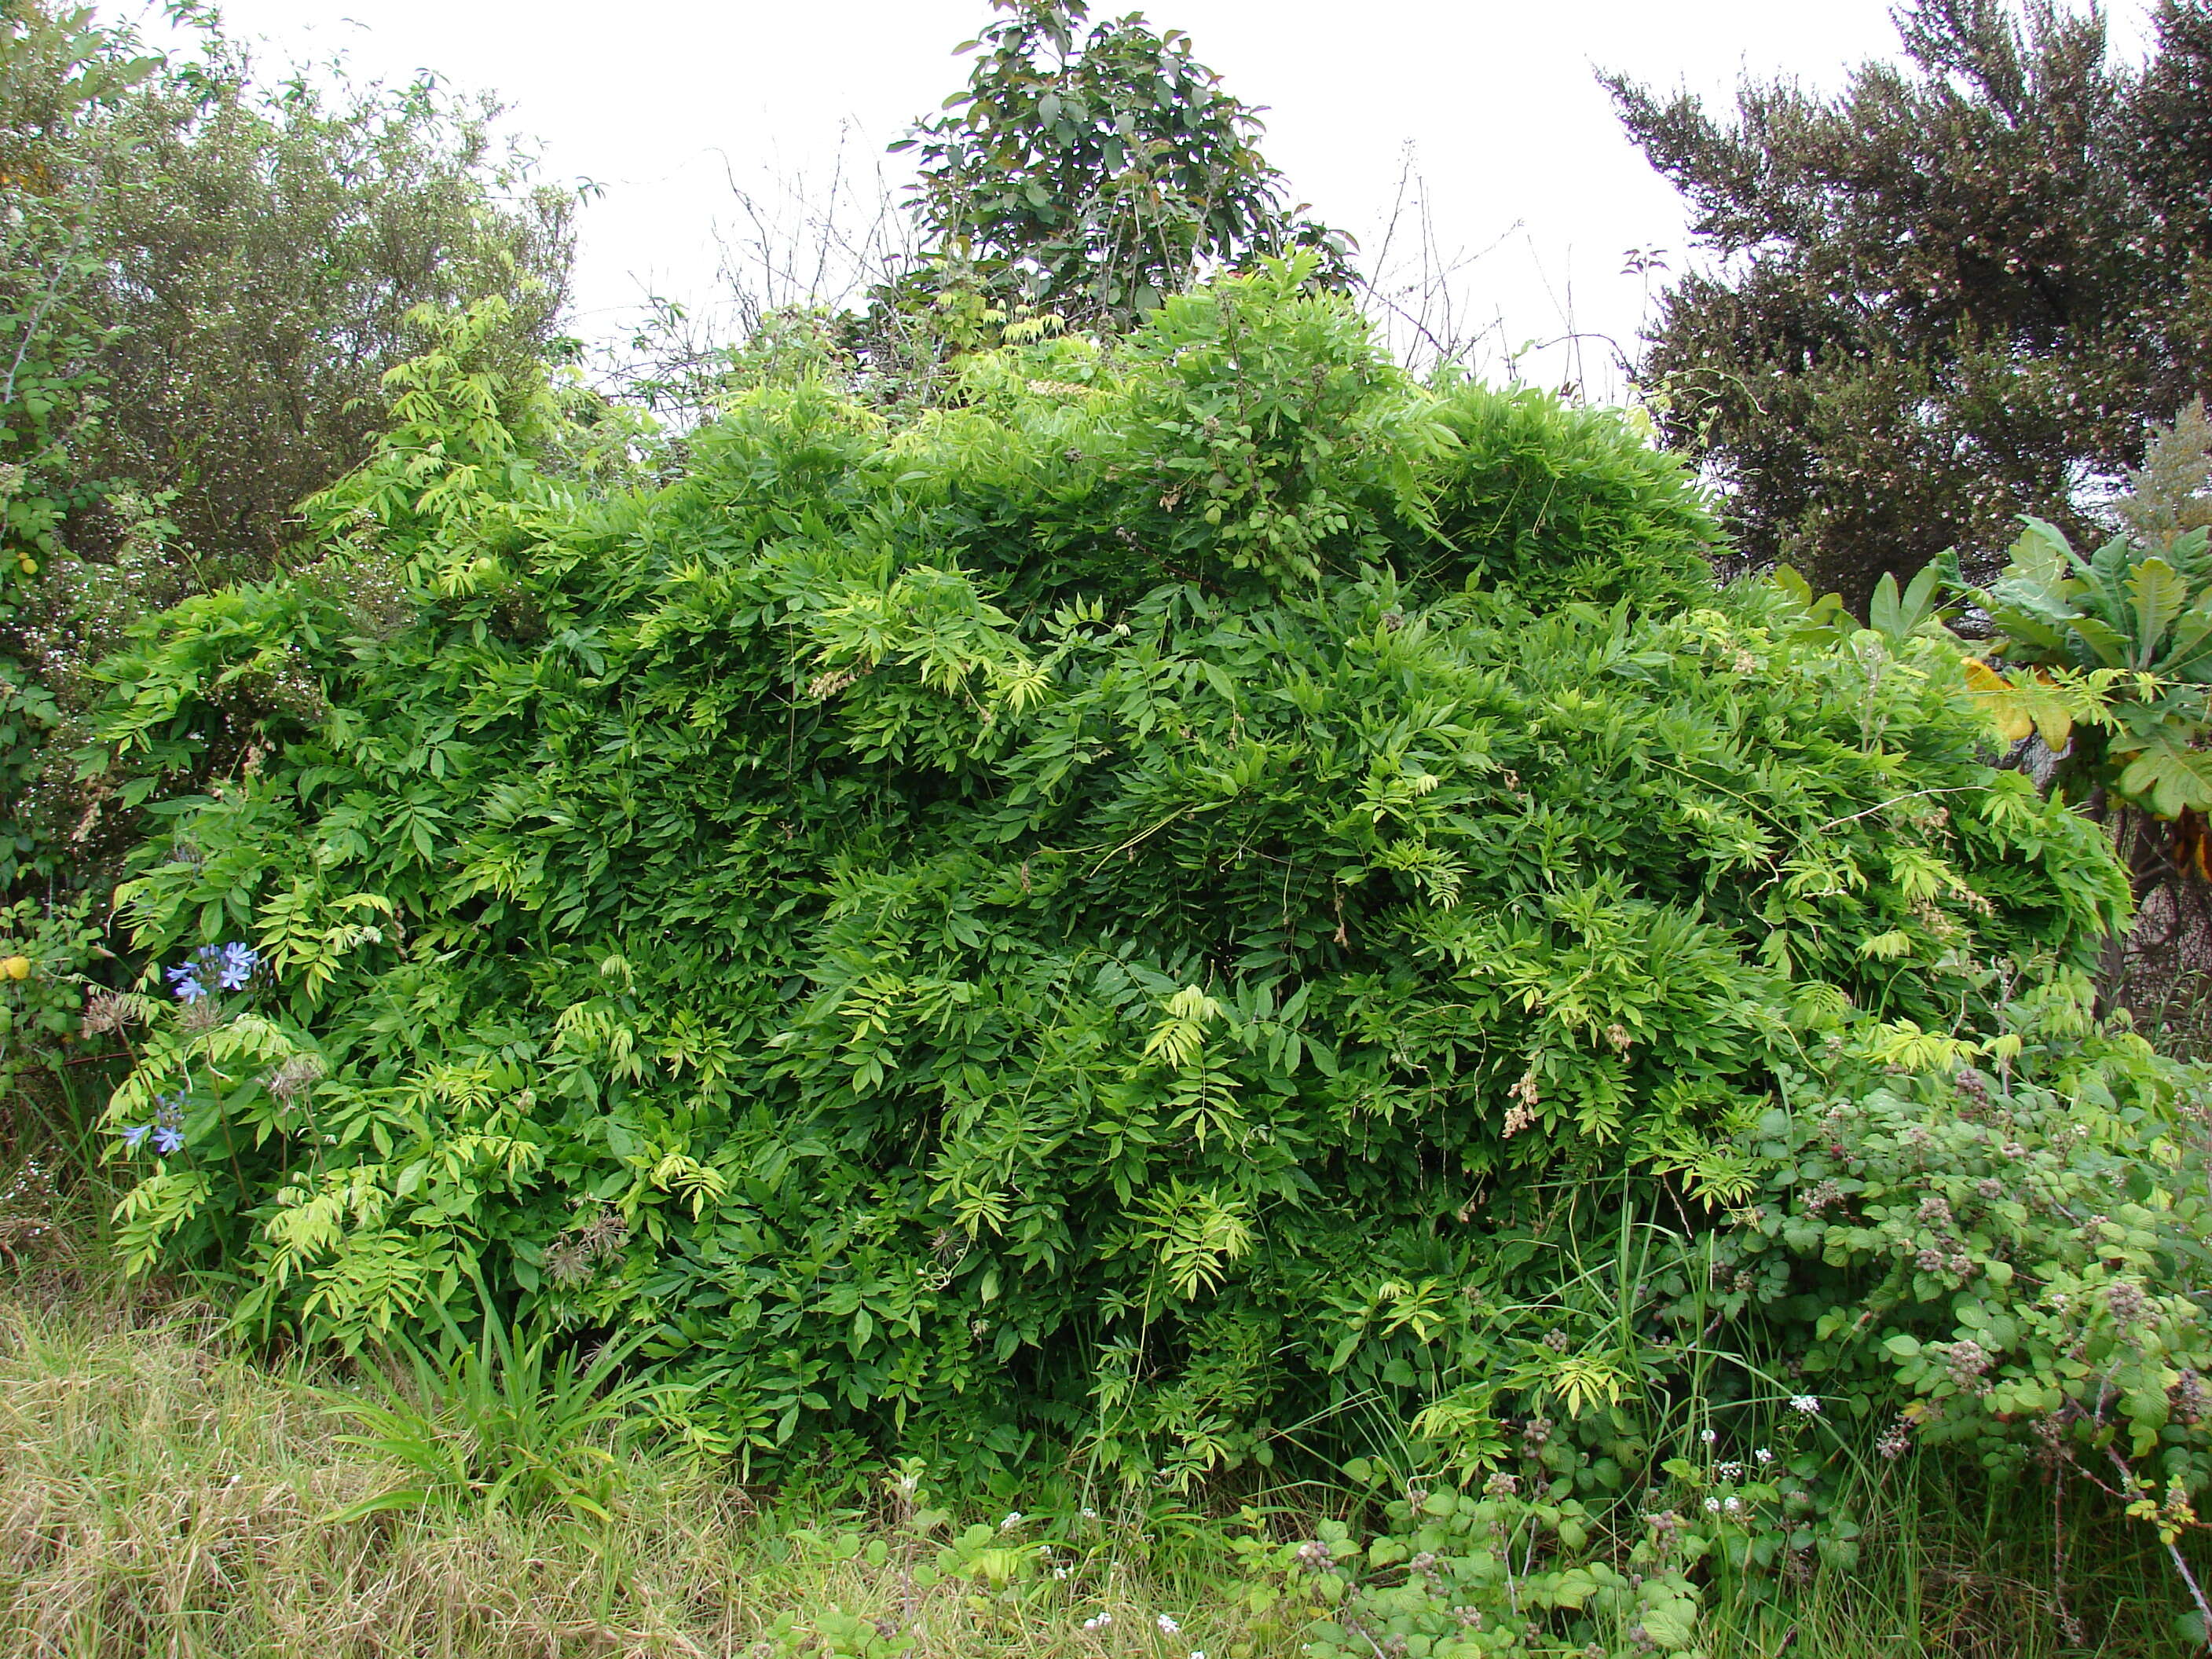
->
[119, 0, 2155, 399]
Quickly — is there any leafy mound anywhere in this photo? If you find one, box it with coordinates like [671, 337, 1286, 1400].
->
[94, 269, 2126, 1479]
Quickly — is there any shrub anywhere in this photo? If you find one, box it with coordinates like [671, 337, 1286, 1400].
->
[1719, 1006, 2212, 1540]
[0, 892, 122, 1188]
[87, 264, 2133, 1487]
[1221, 988, 2212, 1642]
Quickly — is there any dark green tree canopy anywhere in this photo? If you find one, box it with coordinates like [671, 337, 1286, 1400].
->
[894, 0, 1346, 333]
[1609, 0, 2212, 614]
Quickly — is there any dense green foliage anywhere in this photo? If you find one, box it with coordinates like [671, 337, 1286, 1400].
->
[1610, 0, 2212, 612]
[0, 3, 152, 895]
[0, 892, 97, 1106]
[0, 1, 571, 897]
[81, 266, 2154, 1498]
[1214, 994, 2212, 1657]
[1731, 1017, 2212, 1511]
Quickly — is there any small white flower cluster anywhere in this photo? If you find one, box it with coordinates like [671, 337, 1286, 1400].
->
[1157, 1613, 1181, 1634]
[1082, 1613, 1112, 1630]
[1789, 1393, 1822, 1415]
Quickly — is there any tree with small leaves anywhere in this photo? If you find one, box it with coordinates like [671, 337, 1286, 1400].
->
[887, 0, 1347, 338]
[1609, 0, 2212, 615]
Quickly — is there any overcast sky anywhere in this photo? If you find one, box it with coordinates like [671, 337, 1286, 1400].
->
[120, 0, 2153, 398]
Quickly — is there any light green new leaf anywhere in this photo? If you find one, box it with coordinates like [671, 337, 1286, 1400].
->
[2128, 556, 2189, 667]
[2007, 517, 2075, 590]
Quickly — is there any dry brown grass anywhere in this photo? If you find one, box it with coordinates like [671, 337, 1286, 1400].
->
[0, 1293, 1298, 1659]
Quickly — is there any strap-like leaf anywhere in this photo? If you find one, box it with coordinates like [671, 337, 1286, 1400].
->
[2064, 613, 2130, 668]
[2127, 555, 2189, 667]
[2162, 599, 2212, 680]
[1867, 571, 1903, 640]
[1899, 560, 1942, 629]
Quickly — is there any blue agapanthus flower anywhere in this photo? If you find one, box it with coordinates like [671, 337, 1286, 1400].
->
[122, 1093, 188, 1156]
[167, 942, 258, 1001]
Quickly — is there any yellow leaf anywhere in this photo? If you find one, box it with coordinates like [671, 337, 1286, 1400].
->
[1962, 658, 2034, 743]
[1961, 658, 2074, 748]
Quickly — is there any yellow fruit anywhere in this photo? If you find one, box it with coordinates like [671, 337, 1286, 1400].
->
[16, 558, 33, 575]
[0, 956, 31, 981]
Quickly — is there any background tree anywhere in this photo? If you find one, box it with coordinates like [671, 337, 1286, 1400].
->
[76, 50, 573, 584]
[0, 4, 149, 897]
[0, 2, 573, 897]
[1607, 0, 2212, 614]
[870, 0, 1346, 350]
